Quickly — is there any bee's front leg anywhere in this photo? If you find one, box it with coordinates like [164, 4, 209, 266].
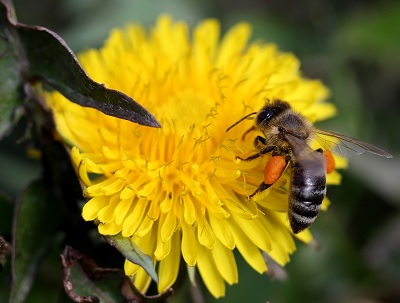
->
[236, 145, 276, 161]
[253, 135, 267, 149]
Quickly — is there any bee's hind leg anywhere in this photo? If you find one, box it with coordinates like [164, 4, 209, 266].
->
[247, 155, 289, 200]
[248, 182, 272, 200]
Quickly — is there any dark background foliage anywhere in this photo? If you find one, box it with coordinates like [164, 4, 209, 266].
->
[1, 0, 399, 302]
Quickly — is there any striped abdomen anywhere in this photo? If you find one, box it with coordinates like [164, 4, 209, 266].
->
[288, 155, 327, 234]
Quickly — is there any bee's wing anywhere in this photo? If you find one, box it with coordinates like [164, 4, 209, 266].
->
[285, 132, 322, 159]
[314, 128, 392, 158]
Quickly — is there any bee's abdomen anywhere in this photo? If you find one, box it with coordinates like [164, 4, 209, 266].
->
[289, 167, 326, 234]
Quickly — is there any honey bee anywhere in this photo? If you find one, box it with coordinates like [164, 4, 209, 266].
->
[227, 99, 392, 234]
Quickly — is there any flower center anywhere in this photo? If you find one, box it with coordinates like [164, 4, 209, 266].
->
[154, 90, 217, 136]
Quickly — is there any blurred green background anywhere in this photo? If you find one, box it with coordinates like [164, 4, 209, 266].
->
[1, 0, 399, 302]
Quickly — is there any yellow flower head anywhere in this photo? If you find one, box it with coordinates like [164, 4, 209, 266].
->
[45, 15, 343, 298]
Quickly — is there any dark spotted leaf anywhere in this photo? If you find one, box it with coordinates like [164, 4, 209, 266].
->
[0, 0, 160, 130]
[0, 17, 22, 139]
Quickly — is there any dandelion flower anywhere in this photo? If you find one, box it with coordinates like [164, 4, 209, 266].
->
[45, 15, 344, 298]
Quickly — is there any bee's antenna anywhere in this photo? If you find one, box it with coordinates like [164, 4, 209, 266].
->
[226, 112, 257, 132]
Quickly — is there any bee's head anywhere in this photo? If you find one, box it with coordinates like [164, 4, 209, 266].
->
[226, 99, 292, 134]
[255, 99, 291, 127]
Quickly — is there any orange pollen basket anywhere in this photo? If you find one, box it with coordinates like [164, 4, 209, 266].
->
[263, 156, 287, 184]
[323, 150, 335, 174]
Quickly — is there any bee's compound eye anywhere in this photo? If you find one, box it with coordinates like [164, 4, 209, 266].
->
[256, 109, 275, 125]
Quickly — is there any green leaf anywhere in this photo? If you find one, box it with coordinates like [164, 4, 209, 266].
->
[61, 246, 173, 303]
[10, 179, 60, 303]
[0, 24, 21, 139]
[105, 233, 158, 283]
[0, 0, 160, 128]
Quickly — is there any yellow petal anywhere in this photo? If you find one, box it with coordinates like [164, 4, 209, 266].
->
[334, 155, 348, 169]
[183, 194, 196, 225]
[302, 102, 336, 123]
[133, 266, 152, 294]
[211, 240, 238, 285]
[181, 223, 197, 266]
[98, 221, 121, 235]
[157, 233, 180, 292]
[258, 212, 295, 266]
[216, 22, 251, 67]
[124, 259, 139, 276]
[192, 20, 220, 82]
[72, 151, 92, 186]
[155, 228, 171, 260]
[102, 145, 120, 160]
[295, 228, 313, 243]
[231, 220, 267, 274]
[122, 198, 148, 237]
[84, 157, 105, 174]
[321, 196, 331, 211]
[114, 197, 133, 225]
[135, 216, 155, 238]
[232, 215, 272, 252]
[197, 218, 216, 249]
[208, 214, 235, 249]
[160, 208, 177, 242]
[327, 170, 342, 185]
[97, 194, 120, 223]
[119, 186, 135, 200]
[197, 244, 225, 298]
[81, 196, 109, 221]
[86, 177, 125, 196]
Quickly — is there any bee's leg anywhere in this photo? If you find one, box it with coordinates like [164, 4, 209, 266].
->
[248, 182, 272, 199]
[237, 145, 276, 161]
[248, 155, 290, 199]
[253, 136, 267, 148]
